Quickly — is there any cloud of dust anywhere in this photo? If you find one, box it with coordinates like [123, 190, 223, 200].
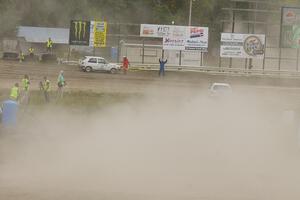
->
[1, 87, 300, 200]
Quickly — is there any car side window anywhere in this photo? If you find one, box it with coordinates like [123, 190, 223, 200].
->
[98, 59, 106, 64]
[88, 58, 97, 63]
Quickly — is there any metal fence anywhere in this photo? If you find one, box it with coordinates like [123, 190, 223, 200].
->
[9, 0, 297, 75]
[113, 1, 300, 74]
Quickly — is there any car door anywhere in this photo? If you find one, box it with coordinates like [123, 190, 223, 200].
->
[87, 58, 98, 70]
[97, 58, 106, 71]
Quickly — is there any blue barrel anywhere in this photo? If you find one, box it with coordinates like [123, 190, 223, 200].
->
[111, 47, 118, 61]
[2, 100, 18, 126]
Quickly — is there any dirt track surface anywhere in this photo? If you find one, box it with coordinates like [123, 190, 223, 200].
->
[2, 60, 300, 109]
[0, 61, 218, 92]
[2, 61, 300, 200]
[1, 60, 300, 93]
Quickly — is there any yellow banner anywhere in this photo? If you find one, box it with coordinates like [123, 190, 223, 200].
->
[93, 21, 107, 48]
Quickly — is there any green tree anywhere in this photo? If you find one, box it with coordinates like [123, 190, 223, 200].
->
[0, 0, 234, 37]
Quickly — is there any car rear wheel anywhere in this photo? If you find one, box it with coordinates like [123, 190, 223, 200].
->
[110, 68, 117, 74]
[85, 66, 92, 72]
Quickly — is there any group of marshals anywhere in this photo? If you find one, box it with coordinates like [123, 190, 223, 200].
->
[9, 75, 30, 103]
[10, 37, 64, 104]
[9, 71, 66, 104]
[18, 37, 53, 62]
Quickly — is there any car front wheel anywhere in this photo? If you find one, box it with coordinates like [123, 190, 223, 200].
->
[110, 68, 117, 74]
[85, 66, 92, 72]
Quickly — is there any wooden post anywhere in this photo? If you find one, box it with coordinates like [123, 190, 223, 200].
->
[297, 48, 299, 71]
[117, 23, 121, 63]
[179, 50, 182, 66]
[229, 10, 236, 68]
[200, 52, 203, 66]
[67, 46, 71, 61]
[142, 39, 145, 64]
[279, 7, 284, 71]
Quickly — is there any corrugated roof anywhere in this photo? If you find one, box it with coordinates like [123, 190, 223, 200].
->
[17, 26, 70, 44]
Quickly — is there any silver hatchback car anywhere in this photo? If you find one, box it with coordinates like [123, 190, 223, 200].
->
[79, 56, 121, 74]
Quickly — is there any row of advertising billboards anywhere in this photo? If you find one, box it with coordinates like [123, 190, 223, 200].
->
[140, 24, 266, 59]
[67, 21, 266, 59]
[67, 9, 300, 59]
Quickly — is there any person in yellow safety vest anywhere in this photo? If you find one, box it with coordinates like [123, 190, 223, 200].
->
[21, 75, 30, 104]
[46, 37, 53, 53]
[22, 75, 30, 91]
[19, 51, 25, 63]
[40, 76, 51, 102]
[10, 83, 20, 101]
[28, 47, 34, 57]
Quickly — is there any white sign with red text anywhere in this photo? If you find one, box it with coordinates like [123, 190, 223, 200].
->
[185, 27, 209, 51]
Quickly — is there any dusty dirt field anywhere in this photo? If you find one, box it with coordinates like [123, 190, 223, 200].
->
[2, 60, 300, 109]
[1, 60, 300, 93]
[2, 61, 300, 200]
[0, 61, 214, 92]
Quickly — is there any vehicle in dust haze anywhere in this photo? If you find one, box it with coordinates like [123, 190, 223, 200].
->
[79, 56, 121, 74]
[0, 106, 2, 122]
[210, 83, 232, 97]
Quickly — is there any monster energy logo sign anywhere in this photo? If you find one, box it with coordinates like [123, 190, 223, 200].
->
[69, 20, 90, 45]
[74, 21, 87, 40]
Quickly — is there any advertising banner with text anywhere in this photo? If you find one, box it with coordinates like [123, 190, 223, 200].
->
[89, 21, 107, 48]
[281, 7, 300, 48]
[140, 24, 209, 51]
[220, 33, 265, 59]
[185, 26, 209, 51]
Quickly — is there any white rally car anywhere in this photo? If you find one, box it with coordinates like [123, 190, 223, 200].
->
[79, 56, 121, 74]
[210, 83, 232, 97]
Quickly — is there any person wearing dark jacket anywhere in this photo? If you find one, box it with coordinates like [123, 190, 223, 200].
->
[159, 58, 167, 77]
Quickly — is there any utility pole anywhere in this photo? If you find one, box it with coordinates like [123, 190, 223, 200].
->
[188, 0, 203, 66]
[188, 0, 193, 26]
[184, 0, 193, 66]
